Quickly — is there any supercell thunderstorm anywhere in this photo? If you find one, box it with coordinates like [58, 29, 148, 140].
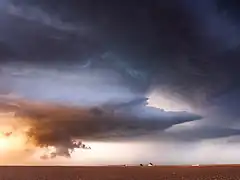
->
[0, 0, 240, 165]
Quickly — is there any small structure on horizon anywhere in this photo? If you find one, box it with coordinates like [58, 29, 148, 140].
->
[192, 164, 200, 167]
[148, 163, 153, 167]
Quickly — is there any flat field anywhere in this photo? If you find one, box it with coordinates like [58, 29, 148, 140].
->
[0, 165, 240, 180]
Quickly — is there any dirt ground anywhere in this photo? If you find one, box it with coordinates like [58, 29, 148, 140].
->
[0, 165, 240, 180]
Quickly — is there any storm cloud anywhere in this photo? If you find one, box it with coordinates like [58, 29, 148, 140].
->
[0, 96, 202, 158]
[0, 94, 239, 160]
[0, 0, 239, 164]
[0, 0, 238, 108]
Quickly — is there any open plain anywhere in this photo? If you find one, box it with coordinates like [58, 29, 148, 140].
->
[0, 165, 240, 180]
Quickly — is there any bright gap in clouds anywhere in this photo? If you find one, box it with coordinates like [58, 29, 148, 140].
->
[26, 139, 240, 166]
[147, 89, 193, 112]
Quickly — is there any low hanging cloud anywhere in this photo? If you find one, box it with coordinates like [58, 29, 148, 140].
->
[0, 95, 240, 160]
[0, 96, 202, 158]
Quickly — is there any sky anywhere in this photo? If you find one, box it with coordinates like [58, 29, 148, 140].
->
[0, 0, 240, 165]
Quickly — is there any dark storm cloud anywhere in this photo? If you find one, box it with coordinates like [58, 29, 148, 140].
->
[0, 0, 99, 65]
[3, 0, 239, 108]
[1, 1, 75, 31]
[0, 98, 200, 158]
[1, 94, 240, 159]
[5, 98, 240, 159]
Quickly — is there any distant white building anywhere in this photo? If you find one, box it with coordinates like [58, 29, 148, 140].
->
[192, 164, 200, 167]
[148, 163, 153, 166]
